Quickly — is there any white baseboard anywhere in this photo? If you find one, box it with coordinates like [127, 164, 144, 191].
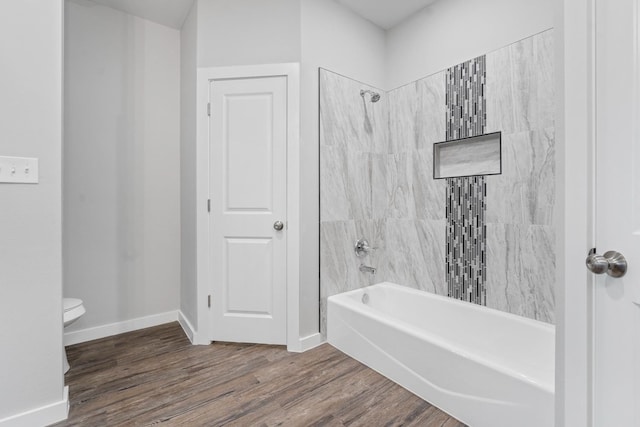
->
[288, 332, 324, 353]
[64, 311, 179, 346]
[0, 386, 68, 427]
[299, 332, 324, 351]
[178, 311, 196, 343]
[190, 334, 212, 346]
[177, 311, 211, 346]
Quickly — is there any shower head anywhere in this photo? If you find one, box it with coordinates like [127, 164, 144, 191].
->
[360, 89, 381, 103]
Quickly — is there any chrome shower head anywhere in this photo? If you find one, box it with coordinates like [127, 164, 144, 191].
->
[360, 89, 381, 103]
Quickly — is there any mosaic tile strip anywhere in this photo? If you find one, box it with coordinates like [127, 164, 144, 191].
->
[446, 176, 487, 303]
[446, 56, 487, 305]
[446, 56, 486, 140]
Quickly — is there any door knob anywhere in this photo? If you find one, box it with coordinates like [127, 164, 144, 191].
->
[273, 221, 284, 231]
[586, 248, 627, 278]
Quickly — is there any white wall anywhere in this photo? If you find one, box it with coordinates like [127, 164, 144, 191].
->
[302, 0, 386, 88]
[0, 0, 67, 424]
[300, 0, 386, 336]
[64, 0, 181, 333]
[180, 1, 198, 330]
[385, 0, 555, 88]
[196, 0, 301, 67]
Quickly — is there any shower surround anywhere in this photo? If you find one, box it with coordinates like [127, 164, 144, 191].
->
[320, 29, 555, 333]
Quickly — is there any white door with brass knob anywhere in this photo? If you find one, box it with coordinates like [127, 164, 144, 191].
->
[589, 0, 640, 424]
[208, 73, 288, 345]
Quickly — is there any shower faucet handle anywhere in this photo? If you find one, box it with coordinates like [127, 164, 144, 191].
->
[355, 239, 377, 257]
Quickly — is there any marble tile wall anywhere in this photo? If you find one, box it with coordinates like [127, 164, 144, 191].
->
[319, 70, 389, 333]
[320, 68, 447, 334]
[320, 29, 556, 331]
[484, 30, 556, 322]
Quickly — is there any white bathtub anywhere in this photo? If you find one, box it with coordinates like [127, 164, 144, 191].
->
[327, 282, 555, 427]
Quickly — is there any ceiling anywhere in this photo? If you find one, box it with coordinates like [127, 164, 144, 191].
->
[88, 0, 194, 29]
[335, 0, 439, 29]
[85, 0, 437, 31]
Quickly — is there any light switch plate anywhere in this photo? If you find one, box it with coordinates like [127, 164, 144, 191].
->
[0, 156, 39, 183]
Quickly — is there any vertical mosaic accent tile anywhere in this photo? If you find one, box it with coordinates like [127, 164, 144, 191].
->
[446, 56, 487, 305]
[446, 176, 487, 304]
[446, 56, 486, 140]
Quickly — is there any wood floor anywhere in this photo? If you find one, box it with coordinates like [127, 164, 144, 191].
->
[53, 322, 466, 427]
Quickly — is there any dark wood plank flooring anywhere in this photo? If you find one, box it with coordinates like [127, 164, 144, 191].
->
[53, 322, 466, 426]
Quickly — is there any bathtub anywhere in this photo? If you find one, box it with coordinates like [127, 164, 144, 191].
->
[327, 282, 554, 427]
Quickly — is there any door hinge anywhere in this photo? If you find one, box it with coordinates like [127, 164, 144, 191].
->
[208, 295, 211, 308]
[207, 199, 211, 213]
[207, 102, 211, 117]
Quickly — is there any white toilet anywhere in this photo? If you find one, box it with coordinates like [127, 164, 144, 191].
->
[63, 298, 86, 373]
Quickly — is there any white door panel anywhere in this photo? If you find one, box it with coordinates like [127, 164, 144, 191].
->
[593, 0, 640, 424]
[224, 238, 274, 315]
[223, 89, 275, 212]
[210, 75, 287, 345]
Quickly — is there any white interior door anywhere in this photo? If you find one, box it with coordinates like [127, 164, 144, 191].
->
[209, 75, 288, 345]
[592, 0, 640, 424]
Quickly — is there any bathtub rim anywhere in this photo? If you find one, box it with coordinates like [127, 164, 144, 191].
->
[328, 282, 555, 395]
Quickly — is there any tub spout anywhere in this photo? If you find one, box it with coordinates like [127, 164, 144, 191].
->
[359, 264, 376, 275]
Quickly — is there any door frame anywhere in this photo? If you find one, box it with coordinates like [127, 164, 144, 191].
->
[195, 63, 302, 351]
[557, 0, 596, 425]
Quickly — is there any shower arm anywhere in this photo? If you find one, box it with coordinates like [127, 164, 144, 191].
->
[360, 89, 381, 103]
